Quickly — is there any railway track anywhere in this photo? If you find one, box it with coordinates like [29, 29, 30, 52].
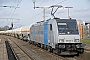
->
[5, 40, 18, 60]
[3, 36, 34, 60]
[1, 35, 89, 60]
[8, 39, 34, 60]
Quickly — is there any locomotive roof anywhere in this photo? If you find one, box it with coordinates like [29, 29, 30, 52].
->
[55, 19, 76, 22]
[32, 18, 77, 26]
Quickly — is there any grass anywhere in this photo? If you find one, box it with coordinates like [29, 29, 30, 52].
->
[81, 39, 90, 44]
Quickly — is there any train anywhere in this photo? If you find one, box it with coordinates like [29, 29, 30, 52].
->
[0, 18, 84, 55]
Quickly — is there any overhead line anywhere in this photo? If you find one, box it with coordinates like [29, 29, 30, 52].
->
[29, 0, 67, 20]
[11, 0, 22, 18]
[39, 0, 49, 6]
[30, 11, 43, 19]
[29, 0, 49, 20]
[39, 0, 46, 6]
[57, 0, 67, 4]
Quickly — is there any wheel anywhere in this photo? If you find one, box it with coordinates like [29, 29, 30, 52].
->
[57, 49, 61, 55]
[53, 49, 56, 54]
[44, 45, 48, 50]
[47, 46, 52, 52]
[29, 40, 32, 44]
[80, 48, 84, 54]
[41, 44, 44, 49]
[76, 52, 79, 56]
[47, 46, 51, 52]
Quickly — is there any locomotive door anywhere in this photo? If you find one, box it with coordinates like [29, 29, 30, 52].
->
[49, 24, 54, 48]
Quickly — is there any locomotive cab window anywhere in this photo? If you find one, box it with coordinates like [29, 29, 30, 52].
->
[50, 24, 52, 30]
[57, 22, 79, 34]
[58, 23, 67, 30]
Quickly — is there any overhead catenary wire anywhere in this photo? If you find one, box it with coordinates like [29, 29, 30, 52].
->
[30, 11, 43, 20]
[11, 0, 22, 18]
[57, 0, 67, 4]
[39, 0, 49, 6]
[30, 0, 47, 13]
[32, 0, 48, 6]
[29, 0, 67, 20]
[28, 0, 49, 20]
[10, 0, 22, 28]
[39, 0, 46, 6]
[7, 0, 17, 18]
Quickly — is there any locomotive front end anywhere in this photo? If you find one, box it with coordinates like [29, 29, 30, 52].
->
[55, 19, 84, 55]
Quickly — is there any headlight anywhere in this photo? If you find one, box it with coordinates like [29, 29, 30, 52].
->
[75, 39, 79, 42]
[59, 39, 64, 43]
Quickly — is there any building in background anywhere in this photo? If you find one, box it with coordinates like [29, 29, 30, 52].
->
[77, 20, 90, 39]
[84, 22, 90, 39]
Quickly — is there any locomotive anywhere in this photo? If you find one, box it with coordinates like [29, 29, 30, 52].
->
[29, 18, 84, 55]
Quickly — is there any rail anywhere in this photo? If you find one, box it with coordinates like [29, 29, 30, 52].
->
[7, 38, 35, 60]
[5, 41, 19, 60]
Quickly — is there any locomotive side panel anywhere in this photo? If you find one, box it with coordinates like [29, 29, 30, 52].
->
[39, 25, 44, 44]
[30, 26, 36, 42]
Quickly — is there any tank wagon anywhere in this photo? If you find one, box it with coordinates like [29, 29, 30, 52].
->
[14, 27, 22, 38]
[29, 18, 84, 55]
[20, 25, 31, 41]
[12, 25, 32, 41]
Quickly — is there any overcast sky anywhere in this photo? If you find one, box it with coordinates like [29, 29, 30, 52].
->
[0, 0, 90, 28]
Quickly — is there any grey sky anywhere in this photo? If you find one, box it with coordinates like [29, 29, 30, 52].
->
[0, 0, 90, 28]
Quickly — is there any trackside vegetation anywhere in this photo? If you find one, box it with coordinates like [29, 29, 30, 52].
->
[81, 39, 90, 44]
